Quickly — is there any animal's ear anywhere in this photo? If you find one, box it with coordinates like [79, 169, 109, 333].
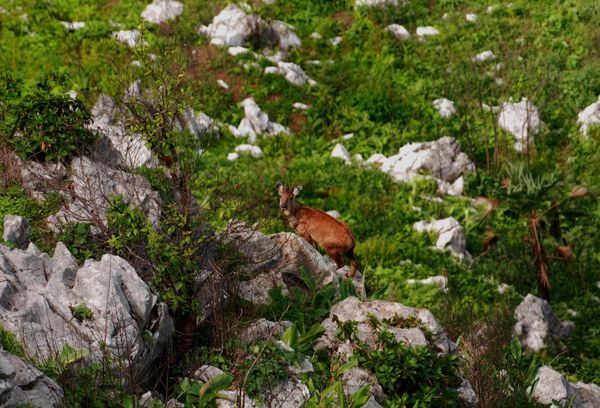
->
[276, 181, 284, 195]
[293, 185, 303, 196]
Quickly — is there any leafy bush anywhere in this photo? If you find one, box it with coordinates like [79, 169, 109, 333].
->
[2, 75, 96, 162]
[338, 319, 461, 407]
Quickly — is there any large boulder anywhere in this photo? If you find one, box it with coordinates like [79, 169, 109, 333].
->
[513, 294, 575, 352]
[2, 215, 30, 249]
[314, 296, 473, 406]
[315, 296, 456, 359]
[532, 366, 600, 408]
[47, 156, 161, 234]
[141, 0, 183, 24]
[413, 217, 471, 261]
[0, 350, 64, 407]
[0, 242, 174, 383]
[577, 95, 600, 137]
[377, 137, 474, 196]
[221, 221, 341, 305]
[498, 98, 540, 153]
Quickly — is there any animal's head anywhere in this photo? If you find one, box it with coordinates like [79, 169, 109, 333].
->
[277, 182, 302, 214]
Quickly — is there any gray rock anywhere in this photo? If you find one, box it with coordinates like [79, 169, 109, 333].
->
[239, 271, 289, 304]
[198, 5, 264, 47]
[193, 365, 225, 382]
[239, 318, 292, 343]
[532, 366, 578, 407]
[315, 296, 456, 358]
[386, 24, 410, 40]
[261, 378, 310, 408]
[379, 137, 474, 196]
[141, 0, 183, 24]
[577, 95, 600, 137]
[498, 98, 540, 153]
[267, 20, 301, 51]
[0, 350, 63, 407]
[264, 61, 316, 87]
[457, 378, 478, 408]
[342, 368, 387, 403]
[88, 94, 155, 169]
[47, 156, 161, 233]
[513, 294, 575, 352]
[228, 98, 289, 144]
[413, 217, 471, 261]
[0, 243, 174, 384]
[3, 215, 30, 248]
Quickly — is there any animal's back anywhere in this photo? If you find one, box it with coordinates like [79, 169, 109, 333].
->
[296, 206, 354, 250]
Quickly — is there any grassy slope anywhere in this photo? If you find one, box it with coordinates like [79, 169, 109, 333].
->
[1, 0, 600, 394]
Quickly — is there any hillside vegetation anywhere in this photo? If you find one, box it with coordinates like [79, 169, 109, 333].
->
[1, 0, 599, 407]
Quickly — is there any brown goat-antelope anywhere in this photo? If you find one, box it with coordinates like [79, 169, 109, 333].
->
[277, 182, 357, 278]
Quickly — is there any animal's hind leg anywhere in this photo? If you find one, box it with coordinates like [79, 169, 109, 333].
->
[326, 248, 345, 270]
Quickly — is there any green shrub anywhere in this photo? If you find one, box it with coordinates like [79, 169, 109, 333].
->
[2, 75, 96, 162]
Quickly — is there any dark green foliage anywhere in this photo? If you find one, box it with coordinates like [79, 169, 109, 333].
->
[59, 223, 102, 264]
[2, 75, 96, 162]
[338, 320, 461, 407]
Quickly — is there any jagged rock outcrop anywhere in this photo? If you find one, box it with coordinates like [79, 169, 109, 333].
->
[315, 296, 456, 359]
[221, 221, 345, 305]
[413, 217, 471, 261]
[498, 98, 540, 153]
[532, 365, 600, 408]
[0, 242, 174, 382]
[2, 215, 30, 249]
[89, 94, 155, 169]
[314, 296, 475, 406]
[0, 349, 64, 407]
[513, 294, 575, 352]
[376, 136, 474, 196]
[141, 0, 183, 24]
[47, 156, 161, 234]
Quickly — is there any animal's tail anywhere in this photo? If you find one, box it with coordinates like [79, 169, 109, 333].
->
[346, 247, 357, 278]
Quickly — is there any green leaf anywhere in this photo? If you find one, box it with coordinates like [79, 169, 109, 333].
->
[350, 385, 372, 408]
[58, 343, 90, 367]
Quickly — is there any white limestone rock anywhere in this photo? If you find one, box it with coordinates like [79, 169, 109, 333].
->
[407, 275, 448, 293]
[228, 98, 290, 143]
[513, 294, 575, 352]
[498, 98, 540, 152]
[472, 50, 496, 63]
[433, 98, 457, 119]
[234, 144, 263, 158]
[379, 136, 474, 196]
[265, 62, 316, 86]
[355, 0, 399, 6]
[268, 20, 301, 51]
[577, 95, 600, 136]
[465, 13, 478, 22]
[331, 143, 352, 164]
[386, 24, 411, 40]
[60, 21, 86, 31]
[228, 46, 250, 56]
[199, 4, 263, 47]
[112, 30, 146, 48]
[292, 102, 309, 110]
[413, 217, 471, 260]
[141, 0, 183, 24]
[416, 26, 440, 38]
[3, 215, 30, 249]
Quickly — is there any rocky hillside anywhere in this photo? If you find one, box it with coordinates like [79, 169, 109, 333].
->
[1, 0, 600, 407]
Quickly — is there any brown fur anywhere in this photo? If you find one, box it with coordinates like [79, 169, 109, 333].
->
[277, 183, 357, 278]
